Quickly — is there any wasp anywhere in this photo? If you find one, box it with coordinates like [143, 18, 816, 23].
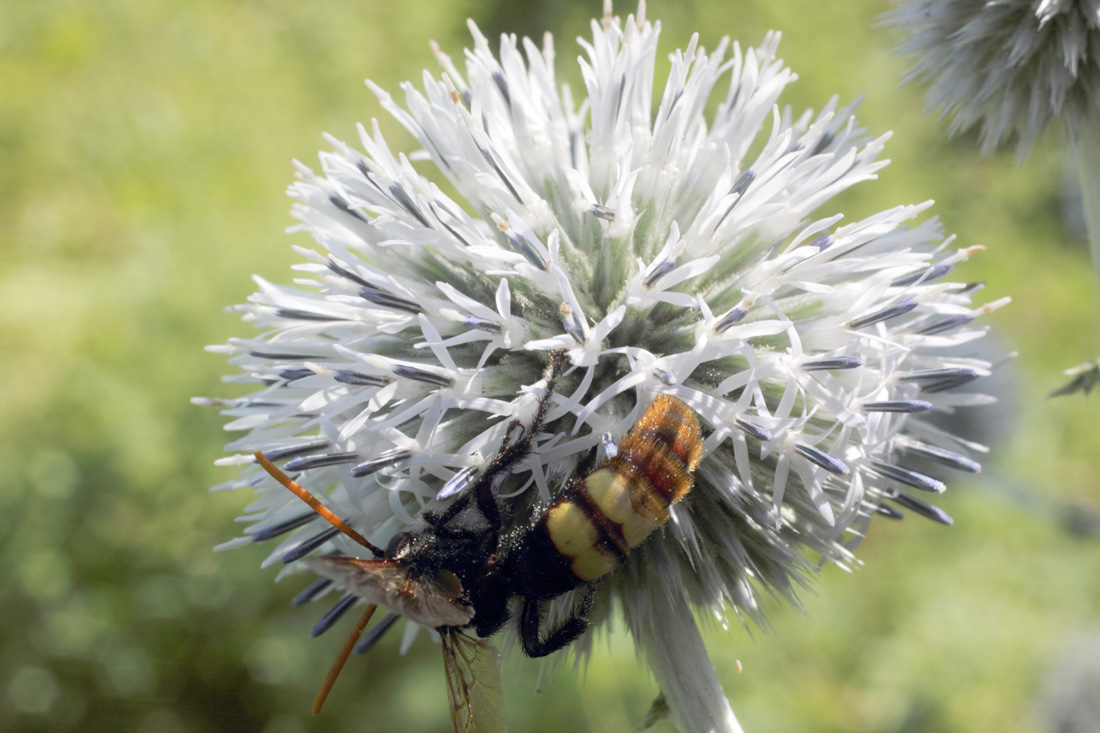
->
[253, 349, 703, 732]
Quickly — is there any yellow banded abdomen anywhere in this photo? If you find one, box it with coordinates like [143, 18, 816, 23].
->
[544, 502, 619, 581]
[543, 395, 702, 582]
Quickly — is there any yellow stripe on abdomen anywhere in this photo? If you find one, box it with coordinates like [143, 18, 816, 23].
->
[545, 502, 619, 581]
[583, 468, 664, 548]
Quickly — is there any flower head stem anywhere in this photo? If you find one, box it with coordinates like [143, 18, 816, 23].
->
[631, 588, 743, 733]
[1075, 111, 1100, 290]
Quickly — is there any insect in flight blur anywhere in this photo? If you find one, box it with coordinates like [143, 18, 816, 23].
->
[253, 349, 704, 732]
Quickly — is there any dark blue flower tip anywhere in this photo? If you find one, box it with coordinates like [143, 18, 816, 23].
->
[902, 441, 981, 473]
[794, 443, 850, 476]
[862, 400, 933, 413]
[847, 298, 919, 329]
[891, 263, 951, 287]
[354, 612, 401, 655]
[334, 370, 393, 387]
[715, 306, 749, 333]
[437, 466, 477, 501]
[279, 368, 316, 382]
[326, 259, 370, 288]
[281, 526, 341, 564]
[590, 204, 616, 222]
[898, 367, 981, 393]
[735, 417, 772, 442]
[283, 452, 359, 472]
[506, 230, 548, 271]
[600, 431, 619, 461]
[478, 144, 523, 206]
[388, 182, 431, 228]
[462, 315, 503, 334]
[870, 461, 946, 493]
[275, 308, 339, 322]
[800, 355, 865, 371]
[292, 577, 333, 607]
[731, 169, 755, 197]
[914, 314, 974, 336]
[328, 193, 368, 223]
[259, 440, 331, 462]
[311, 594, 359, 638]
[561, 305, 587, 345]
[889, 492, 954, 526]
[874, 502, 905, 520]
[251, 512, 317, 543]
[359, 285, 422, 314]
[644, 259, 675, 288]
[351, 449, 412, 478]
[392, 364, 456, 388]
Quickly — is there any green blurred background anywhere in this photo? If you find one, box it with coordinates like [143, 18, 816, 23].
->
[3, 1, 1100, 731]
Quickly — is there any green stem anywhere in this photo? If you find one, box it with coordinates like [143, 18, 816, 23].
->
[635, 590, 743, 733]
[1073, 111, 1100, 298]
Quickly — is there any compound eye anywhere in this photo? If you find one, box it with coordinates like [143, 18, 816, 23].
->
[386, 532, 412, 558]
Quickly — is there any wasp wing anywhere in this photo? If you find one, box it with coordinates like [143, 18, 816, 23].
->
[440, 629, 506, 733]
[303, 557, 474, 629]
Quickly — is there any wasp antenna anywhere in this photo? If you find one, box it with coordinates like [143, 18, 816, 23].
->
[312, 603, 378, 715]
[253, 450, 385, 557]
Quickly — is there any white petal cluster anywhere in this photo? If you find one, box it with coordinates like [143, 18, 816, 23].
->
[203, 3, 1002, 729]
[886, 0, 1100, 156]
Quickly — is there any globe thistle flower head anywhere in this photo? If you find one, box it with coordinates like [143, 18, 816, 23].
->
[887, 0, 1100, 385]
[201, 2, 1002, 730]
[886, 0, 1100, 158]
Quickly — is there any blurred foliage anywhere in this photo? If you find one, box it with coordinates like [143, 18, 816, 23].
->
[2, 0, 1099, 731]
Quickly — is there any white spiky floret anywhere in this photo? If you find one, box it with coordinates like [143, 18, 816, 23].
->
[200, 3, 1003, 731]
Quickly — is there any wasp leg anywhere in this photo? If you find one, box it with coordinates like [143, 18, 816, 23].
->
[476, 350, 570, 522]
[469, 568, 510, 639]
[518, 585, 597, 658]
[423, 492, 473, 528]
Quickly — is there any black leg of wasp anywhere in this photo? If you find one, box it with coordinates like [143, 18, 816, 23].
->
[472, 349, 570, 527]
[422, 492, 472, 528]
[426, 351, 569, 532]
[531, 349, 567, 435]
[519, 584, 597, 658]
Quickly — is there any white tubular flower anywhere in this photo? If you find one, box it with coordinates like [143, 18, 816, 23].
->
[886, 0, 1100, 290]
[201, 3, 1002, 731]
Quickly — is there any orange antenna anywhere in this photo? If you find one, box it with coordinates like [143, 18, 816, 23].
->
[313, 603, 378, 715]
[254, 450, 384, 557]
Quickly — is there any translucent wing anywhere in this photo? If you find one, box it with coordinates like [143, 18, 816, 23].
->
[303, 557, 475, 628]
[440, 629, 506, 733]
